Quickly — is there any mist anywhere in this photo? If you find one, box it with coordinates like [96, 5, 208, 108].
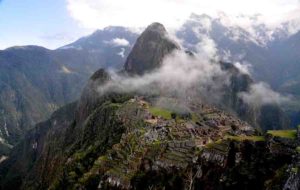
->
[96, 30, 292, 111]
[97, 49, 229, 100]
[238, 82, 291, 107]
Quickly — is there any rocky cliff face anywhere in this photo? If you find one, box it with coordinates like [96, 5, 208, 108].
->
[219, 62, 289, 131]
[124, 23, 179, 74]
[0, 46, 87, 153]
[0, 102, 77, 189]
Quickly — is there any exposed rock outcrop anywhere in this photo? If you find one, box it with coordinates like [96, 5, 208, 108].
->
[124, 23, 179, 74]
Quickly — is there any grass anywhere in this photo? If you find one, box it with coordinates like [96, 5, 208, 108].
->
[296, 147, 300, 153]
[267, 130, 297, 139]
[205, 135, 265, 149]
[205, 139, 223, 148]
[291, 167, 299, 174]
[149, 107, 172, 120]
[110, 102, 122, 108]
[204, 113, 219, 119]
[191, 113, 199, 123]
[225, 135, 265, 142]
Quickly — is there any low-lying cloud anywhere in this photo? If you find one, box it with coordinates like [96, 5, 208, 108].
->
[238, 82, 291, 106]
[96, 32, 291, 110]
[234, 62, 252, 75]
[105, 38, 130, 47]
[96, 32, 233, 105]
[97, 49, 228, 102]
[117, 48, 126, 58]
[179, 22, 292, 107]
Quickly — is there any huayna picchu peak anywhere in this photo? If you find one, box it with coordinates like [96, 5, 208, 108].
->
[124, 22, 180, 75]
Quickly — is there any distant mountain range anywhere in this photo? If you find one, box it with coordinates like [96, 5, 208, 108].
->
[0, 13, 299, 156]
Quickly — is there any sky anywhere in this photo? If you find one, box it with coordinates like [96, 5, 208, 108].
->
[0, 0, 88, 49]
[0, 0, 300, 50]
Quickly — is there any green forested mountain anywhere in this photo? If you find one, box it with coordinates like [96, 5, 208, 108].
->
[0, 28, 138, 154]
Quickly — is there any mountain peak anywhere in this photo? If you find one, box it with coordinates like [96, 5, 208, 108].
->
[190, 13, 212, 21]
[124, 23, 179, 75]
[90, 68, 110, 82]
[145, 22, 167, 34]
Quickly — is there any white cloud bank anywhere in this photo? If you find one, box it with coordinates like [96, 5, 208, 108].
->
[117, 48, 126, 58]
[239, 82, 291, 106]
[105, 38, 130, 47]
[234, 62, 252, 75]
[97, 34, 229, 103]
[95, 30, 291, 108]
[66, 0, 300, 30]
[97, 50, 228, 103]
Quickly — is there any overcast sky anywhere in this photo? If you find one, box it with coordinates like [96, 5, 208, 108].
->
[1, 0, 300, 49]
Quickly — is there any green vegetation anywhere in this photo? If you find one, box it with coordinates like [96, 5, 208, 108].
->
[226, 135, 265, 142]
[267, 130, 297, 139]
[194, 146, 203, 155]
[67, 171, 78, 183]
[296, 147, 300, 153]
[291, 167, 299, 174]
[204, 113, 219, 120]
[191, 113, 199, 123]
[205, 138, 225, 149]
[149, 107, 172, 119]
[264, 165, 289, 188]
[109, 102, 122, 108]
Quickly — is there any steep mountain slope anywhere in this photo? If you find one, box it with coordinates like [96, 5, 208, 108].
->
[61, 26, 138, 70]
[0, 22, 296, 190]
[124, 23, 179, 74]
[0, 27, 138, 153]
[0, 46, 86, 151]
[218, 62, 289, 131]
[271, 31, 300, 94]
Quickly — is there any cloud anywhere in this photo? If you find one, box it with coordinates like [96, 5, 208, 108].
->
[184, 21, 218, 59]
[117, 48, 126, 58]
[66, 0, 300, 30]
[105, 38, 130, 47]
[195, 34, 218, 59]
[97, 35, 230, 104]
[98, 50, 228, 100]
[190, 14, 212, 34]
[60, 65, 73, 74]
[94, 28, 292, 116]
[234, 62, 252, 75]
[238, 82, 291, 106]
